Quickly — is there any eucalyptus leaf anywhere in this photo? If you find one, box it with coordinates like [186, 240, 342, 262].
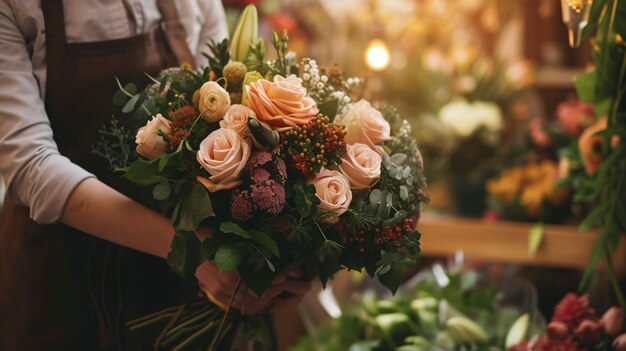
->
[390, 153, 407, 165]
[527, 223, 544, 255]
[122, 94, 140, 113]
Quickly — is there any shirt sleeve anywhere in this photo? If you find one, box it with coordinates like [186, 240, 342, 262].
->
[195, 0, 229, 67]
[0, 2, 95, 224]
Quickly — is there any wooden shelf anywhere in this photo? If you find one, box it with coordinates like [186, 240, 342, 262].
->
[417, 214, 626, 271]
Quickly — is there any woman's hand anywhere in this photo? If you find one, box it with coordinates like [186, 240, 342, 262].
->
[195, 261, 311, 315]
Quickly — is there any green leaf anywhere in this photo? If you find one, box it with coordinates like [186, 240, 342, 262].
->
[250, 230, 280, 257]
[238, 261, 277, 296]
[579, 223, 613, 290]
[214, 242, 248, 271]
[152, 181, 171, 200]
[575, 70, 597, 104]
[158, 150, 180, 172]
[527, 223, 544, 255]
[166, 230, 201, 280]
[176, 183, 215, 231]
[112, 90, 128, 106]
[123, 83, 137, 95]
[318, 99, 339, 120]
[123, 159, 162, 185]
[220, 221, 252, 238]
[378, 260, 406, 295]
[578, 201, 608, 232]
[122, 94, 140, 113]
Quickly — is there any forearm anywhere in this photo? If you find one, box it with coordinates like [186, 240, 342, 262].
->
[61, 178, 174, 258]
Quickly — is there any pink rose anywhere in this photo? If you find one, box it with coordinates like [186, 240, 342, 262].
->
[220, 104, 256, 137]
[311, 169, 352, 223]
[245, 75, 318, 128]
[135, 114, 172, 160]
[196, 128, 251, 192]
[334, 100, 391, 151]
[339, 143, 382, 189]
[557, 99, 595, 136]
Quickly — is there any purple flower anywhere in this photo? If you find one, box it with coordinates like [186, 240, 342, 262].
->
[250, 180, 286, 215]
[231, 190, 253, 220]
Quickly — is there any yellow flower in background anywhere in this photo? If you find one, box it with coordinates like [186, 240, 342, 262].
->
[488, 160, 570, 217]
[487, 167, 523, 204]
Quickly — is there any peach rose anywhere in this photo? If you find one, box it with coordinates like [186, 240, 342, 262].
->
[339, 143, 382, 189]
[334, 100, 391, 151]
[196, 128, 251, 192]
[311, 169, 352, 223]
[135, 114, 171, 160]
[198, 81, 231, 123]
[220, 104, 256, 137]
[245, 75, 318, 128]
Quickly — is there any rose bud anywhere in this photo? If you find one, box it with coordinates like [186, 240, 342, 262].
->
[614, 334, 626, 351]
[546, 321, 569, 340]
[311, 169, 352, 224]
[339, 143, 382, 190]
[600, 307, 624, 336]
[574, 319, 602, 345]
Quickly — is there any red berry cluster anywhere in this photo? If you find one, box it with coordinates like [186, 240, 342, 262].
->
[281, 115, 346, 177]
[166, 105, 196, 148]
[342, 217, 416, 252]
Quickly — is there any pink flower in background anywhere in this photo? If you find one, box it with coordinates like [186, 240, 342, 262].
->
[553, 294, 597, 331]
[557, 100, 595, 136]
[529, 118, 552, 149]
[533, 338, 583, 351]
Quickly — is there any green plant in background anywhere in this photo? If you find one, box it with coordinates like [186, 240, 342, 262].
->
[291, 270, 543, 351]
[570, 0, 626, 309]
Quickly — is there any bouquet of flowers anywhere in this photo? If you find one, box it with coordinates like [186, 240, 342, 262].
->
[95, 5, 426, 350]
[510, 293, 626, 351]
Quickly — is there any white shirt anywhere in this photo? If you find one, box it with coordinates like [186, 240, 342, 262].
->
[0, 0, 228, 223]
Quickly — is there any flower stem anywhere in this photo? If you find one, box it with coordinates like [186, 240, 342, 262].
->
[171, 321, 217, 351]
[209, 278, 242, 351]
[604, 243, 626, 309]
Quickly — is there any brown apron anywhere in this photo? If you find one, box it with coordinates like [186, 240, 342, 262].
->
[0, 1, 198, 350]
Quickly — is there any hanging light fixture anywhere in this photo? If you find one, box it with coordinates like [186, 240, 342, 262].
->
[561, 0, 593, 48]
[365, 39, 391, 71]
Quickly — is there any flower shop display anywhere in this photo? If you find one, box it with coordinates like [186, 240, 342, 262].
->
[291, 267, 544, 351]
[94, 5, 427, 350]
[486, 160, 571, 223]
[510, 293, 626, 351]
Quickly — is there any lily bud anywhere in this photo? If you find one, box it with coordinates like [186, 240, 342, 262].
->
[230, 4, 258, 62]
[574, 319, 602, 345]
[614, 334, 626, 351]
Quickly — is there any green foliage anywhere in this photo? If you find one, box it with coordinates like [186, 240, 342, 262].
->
[92, 117, 135, 169]
[167, 230, 202, 280]
[176, 183, 215, 231]
[202, 39, 231, 79]
[571, 0, 626, 307]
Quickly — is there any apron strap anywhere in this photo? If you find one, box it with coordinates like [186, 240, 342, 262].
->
[156, 0, 197, 69]
[41, 0, 71, 110]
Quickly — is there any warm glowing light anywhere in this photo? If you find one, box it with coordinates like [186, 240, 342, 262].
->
[365, 39, 390, 71]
